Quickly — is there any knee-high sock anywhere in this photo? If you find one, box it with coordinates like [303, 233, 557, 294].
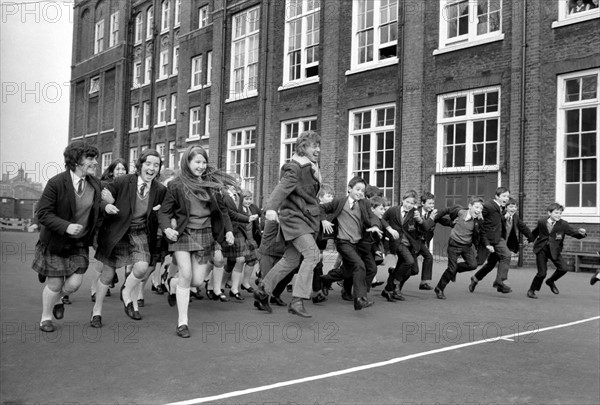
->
[90, 269, 100, 295]
[123, 273, 143, 309]
[176, 286, 190, 327]
[242, 263, 254, 287]
[41, 285, 61, 322]
[92, 281, 110, 316]
[230, 270, 242, 294]
[137, 277, 149, 300]
[212, 266, 224, 294]
[169, 277, 178, 294]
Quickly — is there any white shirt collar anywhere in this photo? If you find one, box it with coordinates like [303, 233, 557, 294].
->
[347, 197, 356, 207]
[71, 171, 84, 189]
[464, 211, 473, 221]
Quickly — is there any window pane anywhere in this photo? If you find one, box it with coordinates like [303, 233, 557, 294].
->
[487, 91, 499, 112]
[444, 146, 454, 167]
[455, 145, 466, 166]
[565, 184, 579, 207]
[486, 119, 498, 140]
[445, 125, 454, 144]
[581, 75, 598, 100]
[581, 133, 597, 157]
[456, 96, 467, 116]
[581, 107, 597, 132]
[474, 94, 485, 114]
[566, 160, 580, 182]
[473, 121, 484, 142]
[473, 144, 483, 166]
[582, 183, 597, 207]
[485, 142, 497, 165]
[566, 110, 579, 133]
[456, 123, 466, 143]
[444, 99, 455, 118]
[566, 134, 579, 158]
[566, 79, 580, 102]
[582, 158, 597, 181]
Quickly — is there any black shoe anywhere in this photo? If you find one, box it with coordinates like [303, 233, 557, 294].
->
[151, 284, 157, 292]
[124, 302, 136, 319]
[241, 284, 255, 293]
[91, 293, 96, 302]
[341, 290, 353, 301]
[110, 274, 118, 289]
[155, 285, 165, 295]
[391, 291, 406, 301]
[591, 272, 600, 286]
[206, 289, 218, 300]
[388, 267, 395, 275]
[38, 273, 46, 283]
[52, 303, 64, 320]
[270, 295, 287, 306]
[216, 292, 229, 302]
[419, 283, 433, 290]
[90, 315, 102, 328]
[167, 293, 176, 307]
[137, 299, 145, 307]
[527, 290, 538, 299]
[286, 284, 293, 293]
[191, 289, 204, 300]
[371, 281, 385, 288]
[288, 298, 311, 318]
[434, 287, 446, 300]
[354, 297, 374, 311]
[106, 289, 111, 297]
[311, 291, 327, 304]
[254, 300, 266, 311]
[253, 287, 272, 313]
[176, 324, 191, 338]
[468, 276, 478, 293]
[229, 291, 245, 301]
[381, 290, 396, 302]
[39, 320, 55, 333]
[545, 280, 559, 295]
[61, 295, 71, 305]
[493, 281, 512, 294]
[225, 282, 232, 289]
[320, 276, 332, 296]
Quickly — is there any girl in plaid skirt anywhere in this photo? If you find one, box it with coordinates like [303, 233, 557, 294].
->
[159, 146, 235, 338]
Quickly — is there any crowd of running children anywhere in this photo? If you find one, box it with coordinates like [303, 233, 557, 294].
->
[32, 134, 596, 338]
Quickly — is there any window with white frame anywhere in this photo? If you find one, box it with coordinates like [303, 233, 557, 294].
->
[556, 69, 599, 220]
[129, 147, 139, 172]
[350, 0, 398, 71]
[142, 101, 150, 128]
[189, 107, 202, 139]
[101, 152, 112, 171]
[169, 141, 176, 168]
[174, 0, 181, 27]
[109, 11, 119, 47]
[156, 143, 166, 161]
[349, 105, 396, 203]
[436, 87, 500, 172]
[557, 0, 599, 24]
[161, 0, 170, 32]
[206, 51, 212, 85]
[283, 0, 320, 84]
[170, 94, 177, 123]
[204, 104, 210, 137]
[159, 49, 169, 79]
[146, 6, 154, 39]
[227, 127, 257, 193]
[191, 55, 203, 89]
[199, 5, 209, 28]
[230, 6, 260, 99]
[280, 117, 318, 165]
[131, 105, 140, 130]
[172, 46, 179, 75]
[438, 0, 502, 50]
[133, 61, 142, 87]
[144, 55, 152, 84]
[89, 76, 100, 94]
[157, 97, 167, 124]
[94, 20, 105, 54]
[135, 13, 143, 43]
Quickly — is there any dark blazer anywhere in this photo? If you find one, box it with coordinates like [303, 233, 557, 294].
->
[37, 170, 103, 255]
[96, 174, 166, 258]
[223, 193, 252, 239]
[532, 217, 586, 260]
[481, 199, 505, 245]
[257, 218, 285, 258]
[248, 203, 262, 245]
[434, 205, 488, 249]
[265, 159, 321, 241]
[505, 213, 534, 253]
[382, 206, 426, 252]
[320, 197, 381, 242]
[417, 208, 437, 245]
[158, 177, 233, 246]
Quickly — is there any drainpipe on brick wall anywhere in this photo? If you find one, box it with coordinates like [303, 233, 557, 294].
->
[218, 0, 228, 168]
[122, 1, 134, 159]
[148, 0, 160, 142]
[518, 0, 528, 267]
[257, 0, 270, 206]
[396, 0, 406, 204]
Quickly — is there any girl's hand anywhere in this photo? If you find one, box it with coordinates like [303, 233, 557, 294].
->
[66, 223, 84, 236]
[265, 210, 278, 222]
[225, 231, 234, 245]
[249, 214, 259, 222]
[322, 220, 334, 234]
[164, 228, 179, 241]
[105, 204, 119, 214]
[101, 188, 115, 204]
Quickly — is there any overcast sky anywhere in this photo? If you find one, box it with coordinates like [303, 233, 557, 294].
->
[1, 0, 73, 185]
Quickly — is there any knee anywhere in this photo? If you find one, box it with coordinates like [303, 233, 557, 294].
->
[46, 278, 63, 293]
[99, 268, 115, 286]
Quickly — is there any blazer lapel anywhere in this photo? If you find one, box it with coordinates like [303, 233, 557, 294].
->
[146, 179, 157, 217]
[65, 171, 76, 217]
[129, 175, 138, 213]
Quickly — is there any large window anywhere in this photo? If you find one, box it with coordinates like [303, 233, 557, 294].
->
[142, 101, 150, 129]
[101, 152, 112, 172]
[144, 55, 152, 84]
[229, 6, 260, 100]
[94, 20, 105, 54]
[191, 55, 203, 89]
[131, 105, 140, 130]
[349, 104, 396, 203]
[227, 128, 257, 193]
[349, 0, 398, 72]
[437, 0, 503, 53]
[174, 0, 181, 27]
[283, 0, 320, 84]
[146, 7, 154, 39]
[170, 94, 177, 124]
[169, 141, 176, 168]
[129, 147, 139, 172]
[189, 107, 202, 139]
[555, 0, 599, 27]
[157, 97, 167, 125]
[133, 61, 142, 88]
[204, 104, 210, 137]
[161, 0, 170, 32]
[280, 117, 318, 165]
[199, 5, 209, 28]
[159, 49, 169, 80]
[109, 11, 119, 47]
[156, 143, 166, 161]
[556, 69, 599, 221]
[437, 87, 500, 172]
[172, 46, 179, 75]
[134, 13, 143, 43]
[206, 51, 212, 85]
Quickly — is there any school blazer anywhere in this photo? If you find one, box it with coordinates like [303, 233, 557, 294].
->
[223, 193, 253, 239]
[531, 217, 586, 260]
[481, 200, 505, 245]
[158, 178, 233, 246]
[320, 197, 382, 242]
[37, 170, 103, 255]
[382, 206, 426, 252]
[417, 208, 437, 245]
[505, 213, 535, 253]
[96, 174, 166, 258]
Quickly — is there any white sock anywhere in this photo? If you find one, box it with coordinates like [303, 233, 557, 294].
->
[41, 285, 60, 322]
[212, 266, 224, 294]
[123, 273, 143, 308]
[231, 270, 242, 294]
[92, 281, 110, 316]
[176, 286, 190, 327]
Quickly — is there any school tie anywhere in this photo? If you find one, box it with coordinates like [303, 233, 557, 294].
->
[548, 220, 555, 233]
[139, 183, 147, 198]
[77, 178, 84, 194]
[424, 210, 430, 220]
[350, 201, 355, 210]
[506, 215, 512, 228]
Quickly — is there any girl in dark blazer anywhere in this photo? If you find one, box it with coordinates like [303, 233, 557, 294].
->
[527, 203, 586, 298]
[159, 146, 235, 338]
[33, 141, 103, 332]
[92, 150, 166, 327]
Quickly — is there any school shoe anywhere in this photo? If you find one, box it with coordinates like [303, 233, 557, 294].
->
[137, 299, 145, 307]
[434, 287, 446, 300]
[191, 289, 204, 300]
[270, 295, 287, 306]
[371, 280, 385, 288]
[527, 290, 538, 299]
[167, 293, 176, 307]
[591, 272, 600, 285]
[91, 293, 96, 302]
[492, 281, 512, 294]
[52, 303, 64, 320]
[206, 289, 218, 300]
[124, 302, 142, 320]
[354, 297, 374, 311]
[320, 276, 333, 296]
[468, 276, 478, 293]
[90, 314, 102, 328]
[381, 290, 396, 302]
[545, 280, 560, 295]
[39, 320, 55, 333]
[341, 289, 353, 301]
[419, 283, 433, 290]
[391, 291, 406, 301]
[37, 274, 46, 283]
[311, 291, 327, 304]
[176, 325, 191, 338]
[253, 287, 272, 313]
[229, 291, 245, 301]
[61, 295, 71, 305]
[106, 289, 111, 297]
[110, 274, 118, 288]
[253, 301, 265, 311]
[241, 284, 255, 294]
[288, 298, 311, 318]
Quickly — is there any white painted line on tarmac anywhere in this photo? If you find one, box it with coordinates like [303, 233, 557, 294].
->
[500, 337, 515, 341]
[166, 316, 600, 405]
